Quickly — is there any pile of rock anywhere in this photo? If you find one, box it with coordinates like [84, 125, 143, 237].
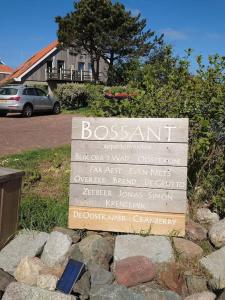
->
[0, 208, 224, 299]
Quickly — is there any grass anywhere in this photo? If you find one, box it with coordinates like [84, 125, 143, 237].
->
[0, 146, 71, 232]
[62, 107, 94, 116]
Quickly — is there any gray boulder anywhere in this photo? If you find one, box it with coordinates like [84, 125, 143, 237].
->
[2, 282, 76, 299]
[114, 235, 174, 263]
[0, 269, 15, 292]
[90, 284, 145, 300]
[184, 291, 216, 300]
[200, 246, 225, 289]
[131, 282, 182, 300]
[209, 218, 225, 248]
[89, 262, 114, 287]
[41, 231, 72, 267]
[196, 208, 219, 227]
[0, 230, 48, 275]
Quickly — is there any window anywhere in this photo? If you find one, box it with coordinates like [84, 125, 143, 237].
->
[47, 60, 52, 70]
[57, 60, 65, 72]
[78, 62, 85, 72]
[88, 63, 92, 75]
[0, 88, 18, 95]
[22, 88, 37, 96]
[35, 88, 47, 96]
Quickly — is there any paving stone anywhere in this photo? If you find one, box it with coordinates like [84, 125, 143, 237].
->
[0, 230, 49, 275]
[196, 208, 219, 227]
[53, 227, 80, 244]
[90, 284, 145, 300]
[114, 235, 174, 263]
[184, 291, 216, 300]
[0, 269, 15, 292]
[2, 282, 76, 299]
[186, 220, 207, 241]
[173, 238, 203, 259]
[200, 246, 225, 289]
[14, 256, 45, 286]
[41, 231, 72, 267]
[209, 218, 225, 248]
[115, 256, 155, 287]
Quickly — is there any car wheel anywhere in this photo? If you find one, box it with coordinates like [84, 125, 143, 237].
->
[0, 111, 7, 117]
[52, 103, 61, 114]
[22, 104, 33, 117]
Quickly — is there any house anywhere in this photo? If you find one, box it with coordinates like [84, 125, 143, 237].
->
[0, 60, 13, 81]
[0, 41, 108, 93]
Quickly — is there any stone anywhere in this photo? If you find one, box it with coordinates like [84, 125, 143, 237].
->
[68, 244, 84, 262]
[89, 237, 114, 269]
[186, 220, 207, 241]
[2, 282, 76, 300]
[0, 269, 15, 292]
[90, 284, 145, 300]
[88, 263, 114, 287]
[73, 271, 90, 299]
[200, 246, 225, 289]
[173, 238, 203, 259]
[14, 256, 45, 286]
[37, 274, 58, 291]
[158, 263, 185, 295]
[39, 265, 65, 279]
[78, 234, 102, 260]
[196, 208, 219, 227]
[185, 275, 208, 294]
[115, 256, 155, 287]
[53, 227, 80, 244]
[131, 282, 182, 300]
[184, 291, 216, 300]
[114, 235, 174, 264]
[218, 290, 225, 300]
[41, 231, 72, 267]
[0, 230, 49, 275]
[209, 218, 225, 248]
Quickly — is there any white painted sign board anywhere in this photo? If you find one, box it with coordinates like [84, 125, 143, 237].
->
[68, 117, 188, 236]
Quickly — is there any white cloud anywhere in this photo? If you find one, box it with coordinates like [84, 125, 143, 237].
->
[161, 28, 188, 41]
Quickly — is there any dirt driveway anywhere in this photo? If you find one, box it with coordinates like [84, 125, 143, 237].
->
[0, 114, 75, 156]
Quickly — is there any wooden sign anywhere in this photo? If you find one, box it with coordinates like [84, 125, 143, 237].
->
[69, 117, 188, 236]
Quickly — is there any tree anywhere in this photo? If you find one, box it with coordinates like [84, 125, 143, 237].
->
[56, 0, 162, 83]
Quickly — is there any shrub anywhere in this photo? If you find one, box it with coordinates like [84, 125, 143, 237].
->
[55, 83, 90, 109]
[90, 54, 225, 216]
[55, 83, 105, 110]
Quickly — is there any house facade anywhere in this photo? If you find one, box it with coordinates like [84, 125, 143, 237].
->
[0, 60, 13, 81]
[0, 41, 108, 93]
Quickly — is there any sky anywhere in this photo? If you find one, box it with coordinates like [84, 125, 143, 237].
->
[1, 0, 225, 71]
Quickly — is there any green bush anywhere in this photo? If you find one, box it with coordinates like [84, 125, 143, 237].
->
[55, 83, 105, 110]
[91, 54, 225, 216]
[55, 83, 90, 109]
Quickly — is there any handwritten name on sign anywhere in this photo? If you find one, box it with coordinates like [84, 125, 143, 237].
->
[69, 117, 189, 236]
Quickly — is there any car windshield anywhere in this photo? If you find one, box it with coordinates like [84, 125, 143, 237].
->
[0, 88, 18, 95]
